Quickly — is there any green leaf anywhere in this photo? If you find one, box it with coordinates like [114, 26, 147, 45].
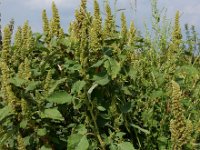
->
[151, 90, 164, 99]
[67, 134, 89, 150]
[64, 58, 81, 73]
[76, 135, 89, 150]
[71, 80, 86, 94]
[0, 106, 13, 121]
[20, 119, 28, 128]
[104, 57, 121, 79]
[25, 81, 41, 92]
[59, 38, 70, 47]
[40, 108, 64, 121]
[115, 132, 126, 139]
[110, 144, 118, 150]
[50, 37, 58, 47]
[121, 87, 132, 96]
[91, 58, 106, 68]
[127, 66, 137, 81]
[130, 123, 150, 134]
[97, 106, 106, 111]
[119, 102, 132, 113]
[176, 65, 199, 80]
[48, 78, 67, 95]
[33, 32, 42, 41]
[40, 145, 52, 150]
[92, 74, 110, 86]
[75, 124, 87, 135]
[118, 142, 135, 150]
[23, 136, 31, 147]
[157, 136, 168, 144]
[37, 128, 47, 136]
[9, 77, 27, 87]
[46, 91, 72, 104]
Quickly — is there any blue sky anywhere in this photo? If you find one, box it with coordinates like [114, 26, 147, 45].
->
[1, 0, 200, 34]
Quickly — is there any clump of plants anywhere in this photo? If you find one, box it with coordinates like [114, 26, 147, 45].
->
[0, 0, 200, 149]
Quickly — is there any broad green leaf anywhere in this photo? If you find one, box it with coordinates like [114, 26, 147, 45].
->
[50, 37, 58, 47]
[91, 58, 106, 68]
[76, 135, 89, 150]
[37, 128, 47, 136]
[33, 32, 42, 41]
[64, 58, 81, 73]
[176, 65, 199, 80]
[151, 90, 164, 99]
[48, 78, 67, 95]
[32, 68, 42, 77]
[119, 102, 132, 113]
[92, 74, 110, 86]
[157, 136, 168, 143]
[71, 80, 86, 94]
[9, 77, 27, 87]
[121, 87, 132, 95]
[116, 132, 126, 139]
[67, 134, 89, 150]
[23, 136, 31, 147]
[118, 142, 135, 150]
[59, 38, 70, 47]
[110, 144, 118, 150]
[67, 134, 82, 150]
[75, 124, 87, 135]
[20, 119, 28, 128]
[157, 136, 169, 150]
[127, 66, 137, 81]
[25, 81, 41, 92]
[40, 145, 52, 150]
[104, 57, 121, 79]
[40, 108, 64, 121]
[0, 106, 13, 121]
[46, 91, 72, 104]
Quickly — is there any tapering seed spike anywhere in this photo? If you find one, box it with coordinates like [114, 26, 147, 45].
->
[27, 26, 34, 50]
[22, 21, 29, 50]
[128, 21, 136, 46]
[44, 70, 52, 92]
[51, 2, 61, 37]
[80, 0, 87, 11]
[103, 2, 115, 39]
[172, 11, 182, 42]
[71, 0, 88, 41]
[14, 27, 22, 49]
[120, 12, 128, 45]
[170, 80, 193, 149]
[23, 58, 31, 80]
[58, 28, 64, 38]
[89, 0, 102, 52]
[1, 26, 11, 63]
[17, 133, 26, 150]
[42, 9, 49, 34]
[167, 11, 182, 59]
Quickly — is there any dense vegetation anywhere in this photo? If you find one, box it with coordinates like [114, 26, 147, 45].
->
[0, 0, 200, 149]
